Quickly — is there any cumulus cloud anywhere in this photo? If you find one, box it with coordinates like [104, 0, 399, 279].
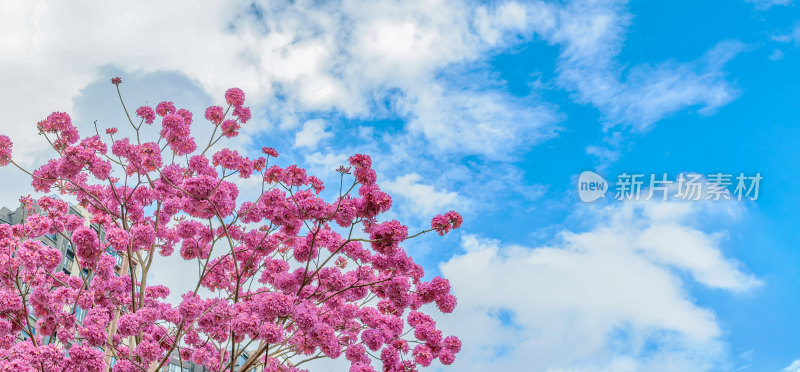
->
[784, 359, 800, 372]
[381, 173, 461, 216]
[0, 0, 743, 169]
[293, 119, 332, 149]
[303, 151, 350, 179]
[436, 201, 759, 371]
[0, 0, 566, 161]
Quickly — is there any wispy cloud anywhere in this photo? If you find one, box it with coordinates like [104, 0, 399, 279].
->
[772, 22, 800, 44]
[543, 0, 742, 132]
[403, 84, 562, 157]
[747, 0, 795, 10]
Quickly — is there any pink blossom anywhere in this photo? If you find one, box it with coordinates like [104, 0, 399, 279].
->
[443, 335, 462, 353]
[349, 362, 376, 372]
[80, 324, 107, 347]
[435, 294, 457, 313]
[0, 135, 12, 166]
[221, 119, 240, 138]
[369, 220, 408, 256]
[346, 343, 369, 364]
[135, 340, 163, 362]
[45, 111, 72, 132]
[162, 113, 189, 137]
[358, 185, 392, 219]
[130, 223, 156, 251]
[348, 154, 372, 169]
[177, 108, 193, 125]
[205, 105, 225, 125]
[225, 87, 246, 107]
[105, 227, 129, 249]
[413, 344, 433, 367]
[111, 360, 138, 372]
[136, 106, 156, 124]
[361, 328, 384, 351]
[233, 105, 251, 123]
[439, 349, 456, 365]
[72, 226, 100, 265]
[262, 147, 278, 157]
[160, 113, 197, 155]
[116, 313, 143, 336]
[282, 164, 308, 186]
[309, 176, 324, 194]
[431, 210, 463, 235]
[155, 101, 176, 117]
[259, 322, 284, 343]
[67, 345, 106, 372]
[0, 82, 462, 372]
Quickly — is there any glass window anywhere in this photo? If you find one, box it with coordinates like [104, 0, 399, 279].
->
[106, 247, 123, 267]
[164, 363, 190, 372]
[75, 307, 87, 323]
[64, 249, 75, 270]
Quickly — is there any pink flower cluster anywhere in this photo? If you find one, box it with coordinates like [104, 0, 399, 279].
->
[136, 106, 156, 124]
[160, 113, 197, 155]
[431, 211, 463, 236]
[0, 82, 463, 372]
[155, 101, 176, 117]
[0, 135, 12, 166]
[36, 112, 79, 151]
[225, 87, 245, 107]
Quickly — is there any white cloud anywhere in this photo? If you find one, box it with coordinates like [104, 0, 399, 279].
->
[772, 23, 800, 44]
[0, 0, 563, 161]
[0, 1, 251, 161]
[293, 119, 332, 149]
[402, 83, 561, 157]
[586, 145, 621, 166]
[784, 359, 800, 372]
[303, 151, 349, 179]
[770, 49, 785, 61]
[0, 0, 743, 166]
[747, 0, 795, 10]
[436, 201, 759, 371]
[544, 0, 742, 132]
[381, 173, 461, 216]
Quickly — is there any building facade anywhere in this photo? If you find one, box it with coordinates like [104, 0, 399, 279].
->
[0, 201, 263, 371]
[0, 200, 138, 370]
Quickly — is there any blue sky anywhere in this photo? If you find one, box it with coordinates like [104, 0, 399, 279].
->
[2, 0, 800, 371]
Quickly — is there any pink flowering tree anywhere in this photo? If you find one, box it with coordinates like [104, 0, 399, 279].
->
[0, 78, 462, 372]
